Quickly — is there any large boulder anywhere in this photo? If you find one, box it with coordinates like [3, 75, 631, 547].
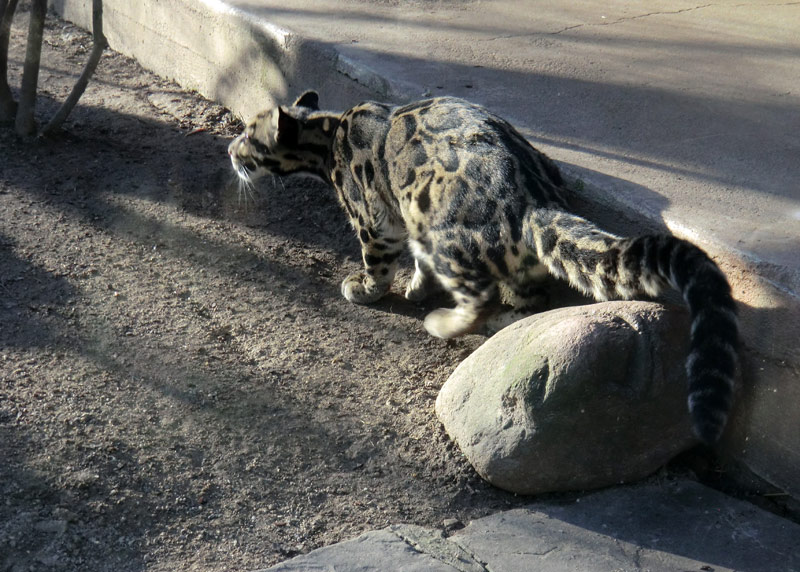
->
[435, 301, 697, 495]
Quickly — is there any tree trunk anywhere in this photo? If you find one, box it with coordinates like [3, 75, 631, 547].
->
[0, 0, 19, 122]
[14, 0, 46, 136]
[42, 0, 107, 135]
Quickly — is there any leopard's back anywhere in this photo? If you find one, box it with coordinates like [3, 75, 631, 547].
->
[384, 97, 567, 218]
[373, 98, 567, 301]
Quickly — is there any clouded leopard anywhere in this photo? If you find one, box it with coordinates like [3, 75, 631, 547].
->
[228, 90, 738, 444]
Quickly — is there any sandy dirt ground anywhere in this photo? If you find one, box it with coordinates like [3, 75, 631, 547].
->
[1, 8, 796, 572]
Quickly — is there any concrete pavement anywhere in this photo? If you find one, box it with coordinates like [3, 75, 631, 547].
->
[49, 0, 800, 567]
[258, 479, 800, 572]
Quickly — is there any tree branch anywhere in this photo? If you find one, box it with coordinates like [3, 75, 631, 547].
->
[42, 0, 107, 135]
[0, 0, 19, 122]
[14, 0, 45, 136]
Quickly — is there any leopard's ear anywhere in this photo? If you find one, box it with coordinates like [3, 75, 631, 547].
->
[293, 90, 319, 110]
[276, 107, 300, 146]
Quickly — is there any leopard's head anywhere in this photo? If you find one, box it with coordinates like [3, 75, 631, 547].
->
[228, 90, 331, 183]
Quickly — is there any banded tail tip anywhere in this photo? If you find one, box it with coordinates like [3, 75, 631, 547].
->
[690, 403, 729, 445]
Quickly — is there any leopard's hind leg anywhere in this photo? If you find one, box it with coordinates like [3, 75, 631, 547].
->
[423, 273, 498, 339]
[483, 260, 551, 335]
[405, 249, 441, 302]
[484, 281, 549, 335]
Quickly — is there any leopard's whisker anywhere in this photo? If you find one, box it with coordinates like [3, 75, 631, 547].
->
[239, 177, 256, 211]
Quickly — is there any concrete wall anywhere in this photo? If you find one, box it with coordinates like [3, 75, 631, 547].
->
[49, 0, 390, 121]
[50, 0, 800, 501]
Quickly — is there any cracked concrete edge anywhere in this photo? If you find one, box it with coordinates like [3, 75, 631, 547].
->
[388, 524, 488, 572]
[551, 3, 719, 34]
[254, 527, 469, 572]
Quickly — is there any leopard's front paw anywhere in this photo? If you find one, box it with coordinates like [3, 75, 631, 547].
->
[341, 272, 388, 304]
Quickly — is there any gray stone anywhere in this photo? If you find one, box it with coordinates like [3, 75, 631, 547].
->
[436, 301, 696, 495]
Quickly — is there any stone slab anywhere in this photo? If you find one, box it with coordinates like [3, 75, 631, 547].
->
[260, 479, 800, 571]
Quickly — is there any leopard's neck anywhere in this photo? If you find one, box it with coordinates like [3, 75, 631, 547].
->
[298, 112, 341, 183]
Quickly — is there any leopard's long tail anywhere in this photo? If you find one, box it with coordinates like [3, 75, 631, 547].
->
[524, 208, 738, 444]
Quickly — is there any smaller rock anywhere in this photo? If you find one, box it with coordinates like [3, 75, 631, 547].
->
[436, 301, 696, 495]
